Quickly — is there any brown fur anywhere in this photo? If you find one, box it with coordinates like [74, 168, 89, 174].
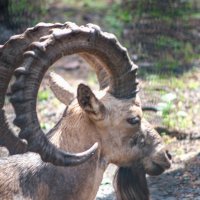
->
[0, 84, 171, 200]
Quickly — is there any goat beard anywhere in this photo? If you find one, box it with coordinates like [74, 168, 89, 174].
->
[114, 164, 149, 200]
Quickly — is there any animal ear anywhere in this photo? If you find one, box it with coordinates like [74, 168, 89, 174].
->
[77, 84, 106, 120]
[48, 72, 75, 105]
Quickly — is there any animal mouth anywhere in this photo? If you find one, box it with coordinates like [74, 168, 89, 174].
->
[138, 160, 166, 176]
[146, 150, 172, 176]
[147, 157, 171, 176]
[148, 161, 165, 176]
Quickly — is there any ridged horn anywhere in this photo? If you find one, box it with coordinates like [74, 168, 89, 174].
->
[48, 72, 75, 105]
[68, 22, 139, 97]
[0, 22, 66, 154]
[10, 22, 138, 166]
[0, 22, 98, 165]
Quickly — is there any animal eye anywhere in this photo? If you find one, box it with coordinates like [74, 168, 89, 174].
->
[127, 117, 140, 125]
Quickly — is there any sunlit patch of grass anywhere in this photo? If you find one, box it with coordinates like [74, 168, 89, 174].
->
[156, 91, 193, 130]
[188, 80, 200, 89]
[162, 111, 192, 130]
[157, 93, 175, 128]
[167, 78, 186, 90]
[141, 68, 200, 131]
[142, 69, 199, 92]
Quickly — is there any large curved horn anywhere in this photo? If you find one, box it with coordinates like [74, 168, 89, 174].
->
[0, 23, 98, 165]
[10, 22, 138, 166]
[80, 53, 110, 90]
[68, 23, 139, 97]
[0, 110, 27, 154]
[0, 22, 66, 154]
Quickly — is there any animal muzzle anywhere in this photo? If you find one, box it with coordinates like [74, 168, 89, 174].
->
[143, 149, 172, 176]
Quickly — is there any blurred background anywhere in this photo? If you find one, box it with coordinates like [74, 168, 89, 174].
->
[1, 0, 200, 140]
[0, 1, 200, 199]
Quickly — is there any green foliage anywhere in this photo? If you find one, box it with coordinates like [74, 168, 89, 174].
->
[143, 70, 198, 131]
[155, 57, 180, 72]
[151, 36, 195, 73]
[38, 89, 50, 102]
[124, 0, 195, 19]
[156, 36, 184, 51]
[157, 91, 192, 130]
[40, 122, 53, 131]
[82, 0, 108, 10]
[60, 0, 108, 10]
[104, 3, 132, 37]
[157, 93, 176, 124]
[119, 1, 198, 72]
[6, 0, 47, 28]
[104, 15, 123, 38]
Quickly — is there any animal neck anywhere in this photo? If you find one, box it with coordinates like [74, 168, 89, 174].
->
[48, 107, 108, 200]
[50, 108, 99, 152]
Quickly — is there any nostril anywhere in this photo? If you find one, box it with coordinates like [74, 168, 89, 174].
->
[166, 150, 172, 160]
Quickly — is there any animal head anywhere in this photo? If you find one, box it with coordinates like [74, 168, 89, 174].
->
[48, 70, 171, 199]
[49, 73, 171, 176]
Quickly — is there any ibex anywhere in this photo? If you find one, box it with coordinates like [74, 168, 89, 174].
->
[0, 22, 171, 200]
